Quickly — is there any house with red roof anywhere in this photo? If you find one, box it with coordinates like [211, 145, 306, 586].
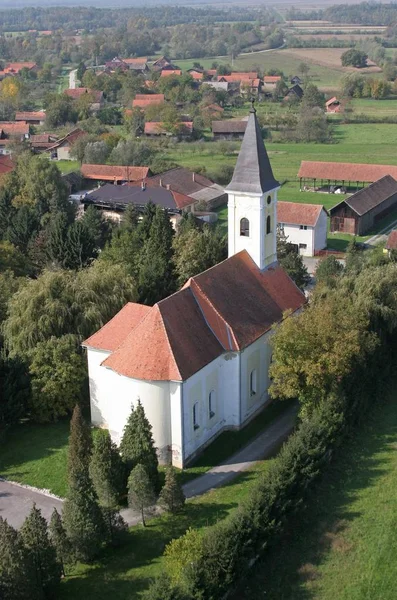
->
[160, 69, 182, 78]
[0, 121, 30, 154]
[64, 88, 104, 112]
[326, 96, 341, 113]
[144, 121, 193, 139]
[132, 94, 165, 109]
[384, 229, 397, 257]
[83, 106, 306, 468]
[277, 201, 328, 256]
[81, 164, 150, 184]
[46, 128, 85, 161]
[15, 111, 46, 126]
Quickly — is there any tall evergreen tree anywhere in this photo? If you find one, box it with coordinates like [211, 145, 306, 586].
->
[158, 467, 186, 514]
[138, 201, 156, 242]
[67, 404, 92, 486]
[0, 517, 32, 600]
[20, 504, 61, 599]
[128, 464, 156, 527]
[89, 430, 127, 544]
[120, 400, 159, 490]
[45, 211, 68, 267]
[48, 509, 73, 577]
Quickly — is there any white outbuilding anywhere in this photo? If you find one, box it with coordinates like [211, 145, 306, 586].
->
[83, 107, 306, 468]
[277, 201, 328, 257]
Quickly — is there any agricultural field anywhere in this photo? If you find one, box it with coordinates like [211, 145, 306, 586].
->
[235, 388, 397, 600]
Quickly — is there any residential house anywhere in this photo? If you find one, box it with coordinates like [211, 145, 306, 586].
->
[212, 120, 247, 140]
[152, 56, 172, 71]
[144, 121, 193, 139]
[83, 107, 306, 468]
[132, 94, 165, 109]
[0, 121, 30, 154]
[187, 69, 204, 81]
[290, 75, 302, 85]
[325, 97, 341, 113]
[64, 88, 104, 112]
[0, 62, 37, 79]
[329, 175, 397, 235]
[123, 57, 148, 73]
[160, 69, 182, 78]
[277, 201, 328, 256]
[0, 154, 15, 176]
[46, 128, 86, 160]
[15, 111, 46, 126]
[81, 164, 150, 185]
[203, 81, 230, 93]
[30, 133, 58, 153]
[284, 84, 304, 101]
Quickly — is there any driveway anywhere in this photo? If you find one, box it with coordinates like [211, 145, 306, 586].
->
[0, 480, 63, 529]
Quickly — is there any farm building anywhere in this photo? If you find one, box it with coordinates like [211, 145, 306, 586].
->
[15, 111, 46, 126]
[278, 201, 328, 257]
[64, 88, 104, 112]
[297, 161, 397, 192]
[284, 84, 304, 101]
[212, 120, 247, 140]
[325, 97, 341, 113]
[132, 94, 165, 109]
[384, 229, 397, 257]
[81, 164, 150, 184]
[144, 121, 193, 139]
[30, 134, 58, 152]
[329, 175, 397, 236]
[46, 128, 85, 161]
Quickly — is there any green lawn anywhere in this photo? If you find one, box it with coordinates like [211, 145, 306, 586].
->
[235, 388, 397, 600]
[56, 160, 80, 174]
[350, 97, 397, 117]
[60, 459, 272, 600]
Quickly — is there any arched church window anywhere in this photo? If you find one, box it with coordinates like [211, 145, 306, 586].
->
[267, 195, 272, 205]
[266, 215, 271, 234]
[240, 217, 250, 237]
[250, 369, 257, 396]
[193, 402, 200, 430]
[209, 390, 216, 419]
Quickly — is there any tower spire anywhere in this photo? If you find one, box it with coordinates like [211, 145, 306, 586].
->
[225, 107, 279, 195]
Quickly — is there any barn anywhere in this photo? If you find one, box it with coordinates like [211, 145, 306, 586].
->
[329, 175, 397, 235]
[297, 161, 397, 193]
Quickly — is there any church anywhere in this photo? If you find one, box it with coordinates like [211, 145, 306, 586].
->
[83, 107, 306, 468]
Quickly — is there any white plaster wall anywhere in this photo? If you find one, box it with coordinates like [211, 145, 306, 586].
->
[314, 210, 328, 253]
[181, 351, 240, 464]
[281, 223, 314, 257]
[87, 348, 172, 462]
[170, 383, 183, 468]
[240, 330, 273, 424]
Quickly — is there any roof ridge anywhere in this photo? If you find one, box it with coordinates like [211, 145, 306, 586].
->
[156, 304, 183, 379]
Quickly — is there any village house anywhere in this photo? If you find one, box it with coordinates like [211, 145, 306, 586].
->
[0, 121, 30, 154]
[277, 201, 328, 257]
[81, 164, 151, 185]
[290, 75, 302, 85]
[297, 161, 397, 192]
[329, 175, 397, 235]
[84, 181, 194, 226]
[64, 88, 104, 112]
[83, 107, 306, 468]
[46, 128, 85, 161]
[325, 97, 341, 113]
[384, 229, 397, 257]
[263, 75, 281, 92]
[132, 94, 165, 109]
[284, 84, 304, 102]
[30, 133, 58, 153]
[0, 154, 14, 177]
[203, 81, 230, 93]
[148, 167, 226, 210]
[144, 121, 193, 139]
[212, 120, 247, 140]
[105, 57, 148, 74]
[187, 69, 204, 81]
[0, 61, 37, 79]
[160, 69, 182, 78]
[152, 56, 172, 71]
[15, 111, 46, 126]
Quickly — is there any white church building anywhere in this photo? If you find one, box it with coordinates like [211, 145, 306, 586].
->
[83, 107, 306, 468]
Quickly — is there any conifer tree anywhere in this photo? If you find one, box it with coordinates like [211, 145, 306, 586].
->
[158, 467, 186, 514]
[128, 464, 156, 527]
[120, 400, 159, 491]
[89, 430, 127, 545]
[48, 508, 73, 577]
[20, 504, 61, 599]
[0, 517, 32, 600]
[67, 404, 92, 486]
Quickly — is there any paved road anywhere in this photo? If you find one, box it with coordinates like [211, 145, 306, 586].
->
[69, 69, 77, 89]
[0, 405, 297, 528]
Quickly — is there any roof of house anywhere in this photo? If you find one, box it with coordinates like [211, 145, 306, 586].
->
[286, 84, 304, 98]
[123, 57, 148, 67]
[152, 56, 171, 67]
[218, 72, 257, 82]
[189, 70, 204, 80]
[212, 120, 247, 134]
[81, 164, 150, 182]
[30, 133, 58, 148]
[83, 251, 305, 381]
[0, 154, 14, 175]
[203, 103, 224, 113]
[4, 62, 36, 73]
[160, 69, 182, 77]
[278, 201, 326, 227]
[297, 161, 397, 183]
[144, 121, 193, 135]
[263, 76, 281, 83]
[15, 111, 45, 121]
[330, 175, 397, 217]
[148, 167, 225, 202]
[326, 96, 339, 106]
[0, 121, 29, 136]
[386, 229, 397, 250]
[64, 88, 103, 102]
[205, 69, 217, 76]
[86, 181, 194, 211]
[46, 128, 85, 151]
[226, 108, 279, 195]
[132, 94, 165, 108]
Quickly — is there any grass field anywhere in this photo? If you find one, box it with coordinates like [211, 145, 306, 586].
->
[56, 160, 80, 174]
[235, 387, 397, 600]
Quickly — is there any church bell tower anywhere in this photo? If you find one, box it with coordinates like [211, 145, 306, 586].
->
[225, 103, 280, 270]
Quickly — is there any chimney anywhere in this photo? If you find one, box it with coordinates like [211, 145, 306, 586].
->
[159, 178, 163, 187]
[166, 184, 170, 190]
[192, 172, 195, 182]
[113, 176, 117, 186]
[141, 181, 146, 191]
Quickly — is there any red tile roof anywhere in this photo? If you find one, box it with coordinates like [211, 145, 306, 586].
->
[84, 303, 151, 352]
[46, 128, 85, 151]
[144, 121, 193, 135]
[218, 72, 258, 83]
[15, 111, 45, 121]
[0, 121, 29, 135]
[0, 154, 14, 175]
[64, 88, 103, 102]
[84, 251, 305, 381]
[189, 71, 204, 80]
[4, 62, 36, 74]
[205, 69, 217, 77]
[386, 229, 397, 250]
[298, 161, 397, 183]
[325, 96, 339, 106]
[263, 76, 281, 83]
[123, 57, 147, 65]
[160, 69, 182, 77]
[81, 164, 150, 182]
[132, 94, 165, 108]
[278, 201, 326, 227]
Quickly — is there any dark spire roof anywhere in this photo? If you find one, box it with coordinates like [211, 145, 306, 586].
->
[225, 105, 279, 195]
